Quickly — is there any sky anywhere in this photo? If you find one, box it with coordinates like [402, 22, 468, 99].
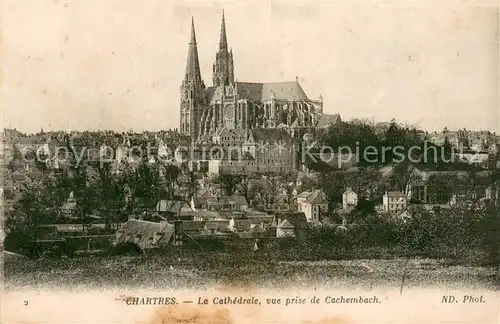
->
[2, 1, 500, 133]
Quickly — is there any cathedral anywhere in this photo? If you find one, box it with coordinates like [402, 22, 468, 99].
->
[179, 12, 341, 143]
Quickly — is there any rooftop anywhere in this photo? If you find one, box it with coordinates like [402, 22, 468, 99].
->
[235, 81, 309, 102]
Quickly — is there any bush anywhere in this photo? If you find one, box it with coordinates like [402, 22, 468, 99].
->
[288, 206, 497, 263]
[108, 242, 143, 256]
[187, 237, 226, 251]
[4, 230, 33, 257]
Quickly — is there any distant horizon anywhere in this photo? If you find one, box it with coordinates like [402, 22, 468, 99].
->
[3, 2, 499, 133]
[3, 116, 499, 136]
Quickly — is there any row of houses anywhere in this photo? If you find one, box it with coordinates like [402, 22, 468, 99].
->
[426, 129, 499, 153]
[31, 210, 312, 253]
[113, 190, 331, 249]
[342, 184, 499, 214]
[115, 211, 311, 250]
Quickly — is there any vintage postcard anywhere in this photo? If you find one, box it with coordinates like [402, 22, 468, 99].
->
[1, 1, 499, 323]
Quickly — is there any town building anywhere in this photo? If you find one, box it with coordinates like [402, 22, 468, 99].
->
[382, 191, 407, 212]
[272, 212, 310, 238]
[342, 187, 358, 212]
[155, 200, 194, 220]
[115, 219, 175, 249]
[296, 190, 328, 223]
[193, 195, 248, 212]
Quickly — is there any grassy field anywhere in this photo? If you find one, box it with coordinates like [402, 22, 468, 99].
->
[4, 251, 498, 291]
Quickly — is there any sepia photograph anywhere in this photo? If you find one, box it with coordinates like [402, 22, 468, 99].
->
[1, 1, 499, 323]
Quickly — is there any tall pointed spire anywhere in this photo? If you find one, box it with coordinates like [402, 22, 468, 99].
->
[219, 10, 228, 52]
[190, 16, 197, 44]
[185, 17, 202, 82]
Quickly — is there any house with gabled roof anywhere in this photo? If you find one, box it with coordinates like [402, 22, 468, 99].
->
[156, 200, 195, 220]
[115, 219, 175, 249]
[342, 187, 358, 212]
[296, 190, 312, 203]
[245, 211, 274, 230]
[228, 218, 252, 233]
[272, 212, 310, 238]
[276, 219, 295, 237]
[296, 190, 328, 223]
[316, 113, 342, 128]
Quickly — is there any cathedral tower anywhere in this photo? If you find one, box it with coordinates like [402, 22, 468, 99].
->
[180, 17, 206, 138]
[212, 11, 234, 87]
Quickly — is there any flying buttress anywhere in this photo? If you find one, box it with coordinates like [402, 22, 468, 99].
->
[304, 102, 316, 126]
[198, 108, 208, 139]
[296, 102, 305, 127]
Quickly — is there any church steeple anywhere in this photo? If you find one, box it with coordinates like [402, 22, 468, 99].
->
[213, 10, 234, 87]
[219, 10, 228, 52]
[185, 17, 202, 82]
[180, 17, 205, 138]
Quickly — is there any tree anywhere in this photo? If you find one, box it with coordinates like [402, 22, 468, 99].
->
[160, 164, 181, 200]
[390, 161, 420, 194]
[383, 119, 403, 162]
[217, 173, 243, 196]
[7, 147, 25, 172]
[94, 162, 125, 228]
[259, 175, 283, 209]
[130, 161, 162, 208]
[440, 137, 453, 164]
[5, 182, 52, 256]
[71, 163, 95, 220]
[298, 176, 318, 193]
[181, 170, 199, 200]
[466, 167, 480, 203]
[236, 173, 254, 203]
[42, 169, 72, 219]
[319, 171, 347, 211]
[426, 174, 458, 204]
[480, 203, 500, 266]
